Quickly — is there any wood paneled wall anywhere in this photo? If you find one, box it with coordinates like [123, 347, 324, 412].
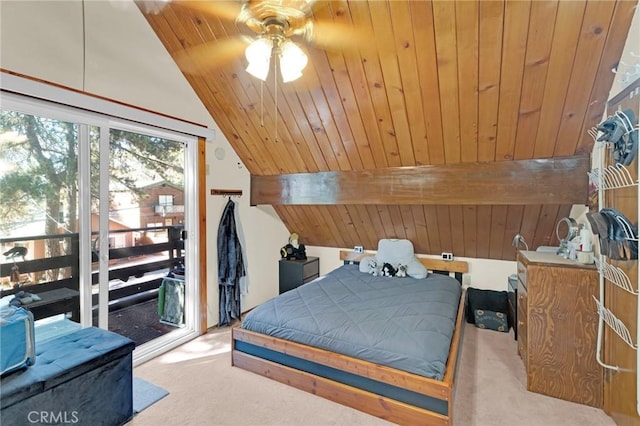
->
[274, 203, 573, 260]
[138, 1, 637, 260]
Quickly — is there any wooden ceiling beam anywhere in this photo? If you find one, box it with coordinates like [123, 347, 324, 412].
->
[251, 156, 590, 206]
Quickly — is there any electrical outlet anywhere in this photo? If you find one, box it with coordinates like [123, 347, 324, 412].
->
[354, 246, 364, 253]
[441, 252, 453, 261]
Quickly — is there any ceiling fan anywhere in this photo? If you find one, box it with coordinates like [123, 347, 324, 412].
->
[136, 0, 367, 82]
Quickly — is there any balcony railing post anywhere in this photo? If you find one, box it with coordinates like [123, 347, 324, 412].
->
[168, 226, 180, 260]
[70, 233, 80, 292]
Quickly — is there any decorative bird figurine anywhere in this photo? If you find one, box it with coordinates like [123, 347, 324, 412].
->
[3, 246, 27, 261]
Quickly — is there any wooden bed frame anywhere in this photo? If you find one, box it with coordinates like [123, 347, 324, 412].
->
[231, 251, 469, 426]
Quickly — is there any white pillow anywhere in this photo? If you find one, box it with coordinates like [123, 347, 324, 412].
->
[406, 258, 428, 279]
[376, 239, 427, 279]
[376, 239, 415, 265]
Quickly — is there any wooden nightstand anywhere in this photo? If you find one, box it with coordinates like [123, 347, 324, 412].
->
[279, 257, 319, 294]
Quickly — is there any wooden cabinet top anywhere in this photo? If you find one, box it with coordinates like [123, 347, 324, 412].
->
[517, 250, 597, 270]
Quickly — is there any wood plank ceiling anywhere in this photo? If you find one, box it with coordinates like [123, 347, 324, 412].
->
[138, 0, 637, 261]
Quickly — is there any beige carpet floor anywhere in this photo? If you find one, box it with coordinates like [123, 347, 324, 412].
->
[128, 324, 614, 426]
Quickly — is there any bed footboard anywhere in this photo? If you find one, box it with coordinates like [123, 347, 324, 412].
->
[231, 288, 467, 426]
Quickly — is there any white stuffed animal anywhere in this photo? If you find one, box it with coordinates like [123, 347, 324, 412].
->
[396, 264, 408, 278]
[366, 257, 381, 276]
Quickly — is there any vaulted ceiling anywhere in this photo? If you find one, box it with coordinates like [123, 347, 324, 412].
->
[138, 0, 637, 260]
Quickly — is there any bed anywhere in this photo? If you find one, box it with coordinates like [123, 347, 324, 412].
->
[231, 240, 468, 425]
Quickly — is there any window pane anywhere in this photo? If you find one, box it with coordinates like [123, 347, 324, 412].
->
[0, 110, 80, 321]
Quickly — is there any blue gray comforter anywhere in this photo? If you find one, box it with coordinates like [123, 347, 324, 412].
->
[242, 264, 462, 380]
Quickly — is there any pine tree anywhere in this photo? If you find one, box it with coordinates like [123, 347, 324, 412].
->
[0, 110, 184, 281]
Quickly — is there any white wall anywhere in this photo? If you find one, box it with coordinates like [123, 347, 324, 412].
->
[0, 0, 290, 327]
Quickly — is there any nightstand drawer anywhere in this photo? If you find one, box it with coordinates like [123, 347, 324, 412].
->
[279, 257, 320, 294]
[302, 258, 319, 280]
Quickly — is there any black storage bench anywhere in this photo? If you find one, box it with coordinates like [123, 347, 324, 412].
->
[466, 288, 510, 332]
[1, 327, 135, 426]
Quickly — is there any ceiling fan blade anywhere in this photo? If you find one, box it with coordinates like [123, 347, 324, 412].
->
[171, 0, 244, 22]
[173, 37, 249, 75]
[305, 19, 370, 52]
[135, 1, 172, 15]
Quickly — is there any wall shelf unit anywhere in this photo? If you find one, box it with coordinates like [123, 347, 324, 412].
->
[594, 257, 638, 295]
[593, 297, 637, 351]
[591, 105, 640, 416]
[588, 162, 637, 190]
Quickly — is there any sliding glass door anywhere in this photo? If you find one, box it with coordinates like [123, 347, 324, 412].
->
[0, 94, 200, 363]
[0, 111, 81, 323]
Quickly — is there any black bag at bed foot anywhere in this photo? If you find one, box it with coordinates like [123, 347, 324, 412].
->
[466, 288, 510, 332]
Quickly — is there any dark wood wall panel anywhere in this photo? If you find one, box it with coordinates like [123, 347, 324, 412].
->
[449, 206, 466, 260]
[476, 205, 493, 259]
[503, 205, 525, 258]
[489, 206, 507, 260]
[138, 0, 636, 261]
[275, 203, 570, 261]
[462, 206, 478, 259]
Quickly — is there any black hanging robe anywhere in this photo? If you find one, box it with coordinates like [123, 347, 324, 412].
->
[217, 198, 245, 326]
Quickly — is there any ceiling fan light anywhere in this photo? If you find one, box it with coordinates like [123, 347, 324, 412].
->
[246, 59, 271, 81]
[279, 40, 308, 82]
[280, 67, 304, 83]
[245, 38, 273, 81]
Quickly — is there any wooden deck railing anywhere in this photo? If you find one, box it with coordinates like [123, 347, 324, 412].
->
[0, 226, 184, 307]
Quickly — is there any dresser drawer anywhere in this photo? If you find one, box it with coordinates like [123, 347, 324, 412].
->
[517, 260, 527, 290]
[517, 279, 528, 367]
[302, 258, 319, 280]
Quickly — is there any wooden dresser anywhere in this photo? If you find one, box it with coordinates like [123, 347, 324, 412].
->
[516, 250, 603, 408]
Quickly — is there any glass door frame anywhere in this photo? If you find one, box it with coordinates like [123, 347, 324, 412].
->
[1, 89, 206, 365]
